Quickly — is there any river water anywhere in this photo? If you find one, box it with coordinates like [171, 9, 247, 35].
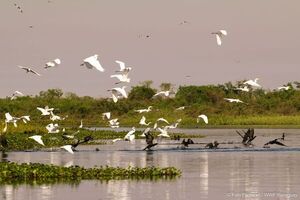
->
[0, 129, 300, 200]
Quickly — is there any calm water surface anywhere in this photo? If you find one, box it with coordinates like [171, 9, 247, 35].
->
[1, 129, 300, 200]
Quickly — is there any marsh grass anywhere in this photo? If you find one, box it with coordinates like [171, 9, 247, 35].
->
[0, 162, 181, 184]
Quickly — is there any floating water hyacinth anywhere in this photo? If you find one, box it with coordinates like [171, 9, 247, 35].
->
[0, 162, 181, 184]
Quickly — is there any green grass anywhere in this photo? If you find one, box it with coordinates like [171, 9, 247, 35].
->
[0, 162, 181, 185]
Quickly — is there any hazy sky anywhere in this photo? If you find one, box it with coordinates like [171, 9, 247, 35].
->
[1, 0, 299, 97]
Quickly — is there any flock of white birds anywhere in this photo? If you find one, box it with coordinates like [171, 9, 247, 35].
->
[2, 24, 292, 154]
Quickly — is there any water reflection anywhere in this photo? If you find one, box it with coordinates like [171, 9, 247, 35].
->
[1, 129, 300, 200]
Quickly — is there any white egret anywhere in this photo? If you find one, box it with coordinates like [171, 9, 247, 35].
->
[37, 106, 54, 116]
[18, 66, 41, 76]
[45, 58, 61, 69]
[60, 145, 74, 154]
[102, 112, 111, 120]
[135, 106, 152, 113]
[109, 118, 119, 128]
[124, 127, 136, 141]
[244, 78, 261, 88]
[197, 114, 208, 124]
[29, 135, 45, 146]
[156, 118, 169, 124]
[140, 127, 151, 137]
[46, 123, 60, 133]
[139, 116, 151, 126]
[115, 60, 132, 73]
[79, 120, 83, 129]
[224, 98, 244, 103]
[110, 73, 130, 84]
[157, 127, 170, 138]
[50, 111, 61, 121]
[81, 54, 104, 72]
[10, 91, 24, 100]
[235, 86, 249, 92]
[175, 106, 186, 111]
[211, 30, 227, 46]
[153, 91, 170, 98]
[278, 86, 290, 91]
[108, 86, 128, 103]
[5, 113, 19, 127]
[20, 116, 30, 123]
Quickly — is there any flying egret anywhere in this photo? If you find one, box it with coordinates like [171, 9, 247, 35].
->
[102, 112, 111, 120]
[81, 54, 104, 72]
[153, 91, 170, 98]
[135, 106, 153, 113]
[61, 145, 74, 154]
[157, 127, 170, 138]
[124, 127, 136, 141]
[29, 135, 45, 146]
[211, 30, 227, 46]
[109, 118, 119, 128]
[110, 73, 130, 84]
[278, 86, 290, 91]
[50, 111, 61, 121]
[156, 118, 169, 124]
[79, 120, 83, 129]
[46, 123, 60, 133]
[224, 98, 244, 103]
[37, 106, 54, 116]
[140, 127, 151, 137]
[108, 86, 128, 103]
[45, 58, 61, 69]
[235, 86, 249, 92]
[197, 114, 208, 124]
[244, 78, 261, 88]
[20, 116, 30, 123]
[139, 116, 151, 126]
[13, 3, 23, 13]
[18, 66, 41, 76]
[10, 91, 24, 100]
[115, 60, 132, 73]
[175, 106, 186, 111]
[165, 119, 181, 129]
[5, 113, 19, 127]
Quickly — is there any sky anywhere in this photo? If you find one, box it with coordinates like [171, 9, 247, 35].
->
[1, 0, 299, 98]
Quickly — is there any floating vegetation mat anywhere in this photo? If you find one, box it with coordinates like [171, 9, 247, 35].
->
[0, 162, 181, 185]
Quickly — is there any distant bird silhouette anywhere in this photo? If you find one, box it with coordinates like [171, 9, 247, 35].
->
[143, 131, 158, 150]
[72, 135, 93, 150]
[264, 138, 286, 147]
[205, 141, 219, 149]
[181, 138, 194, 147]
[18, 66, 41, 76]
[281, 133, 285, 141]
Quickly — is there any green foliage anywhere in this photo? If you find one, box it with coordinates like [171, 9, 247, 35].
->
[128, 85, 156, 100]
[0, 162, 181, 184]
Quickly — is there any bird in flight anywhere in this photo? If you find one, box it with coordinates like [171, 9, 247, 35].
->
[45, 58, 61, 69]
[211, 30, 227, 46]
[18, 66, 41, 76]
[224, 98, 244, 103]
[81, 54, 104, 72]
[197, 114, 208, 124]
[244, 78, 261, 88]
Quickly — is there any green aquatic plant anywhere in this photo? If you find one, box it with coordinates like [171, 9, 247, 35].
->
[0, 162, 181, 185]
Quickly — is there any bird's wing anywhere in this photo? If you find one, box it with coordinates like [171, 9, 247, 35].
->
[110, 74, 123, 81]
[18, 65, 28, 70]
[216, 34, 222, 46]
[45, 62, 55, 68]
[115, 87, 127, 98]
[115, 60, 125, 71]
[112, 138, 122, 143]
[61, 145, 74, 154]
[30, 69, 41, 76]
[220, 30, 227, 35]
[157, 118, 169, 124]
[275, 141, 286, 146]
[5, 113, 13, 121]
[111, 93, 118, 103]
[29, 136, 44, 146]
[85, 56, 104, 72]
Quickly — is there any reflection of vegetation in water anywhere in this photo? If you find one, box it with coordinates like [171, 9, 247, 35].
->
[0, 162, 181, 185]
